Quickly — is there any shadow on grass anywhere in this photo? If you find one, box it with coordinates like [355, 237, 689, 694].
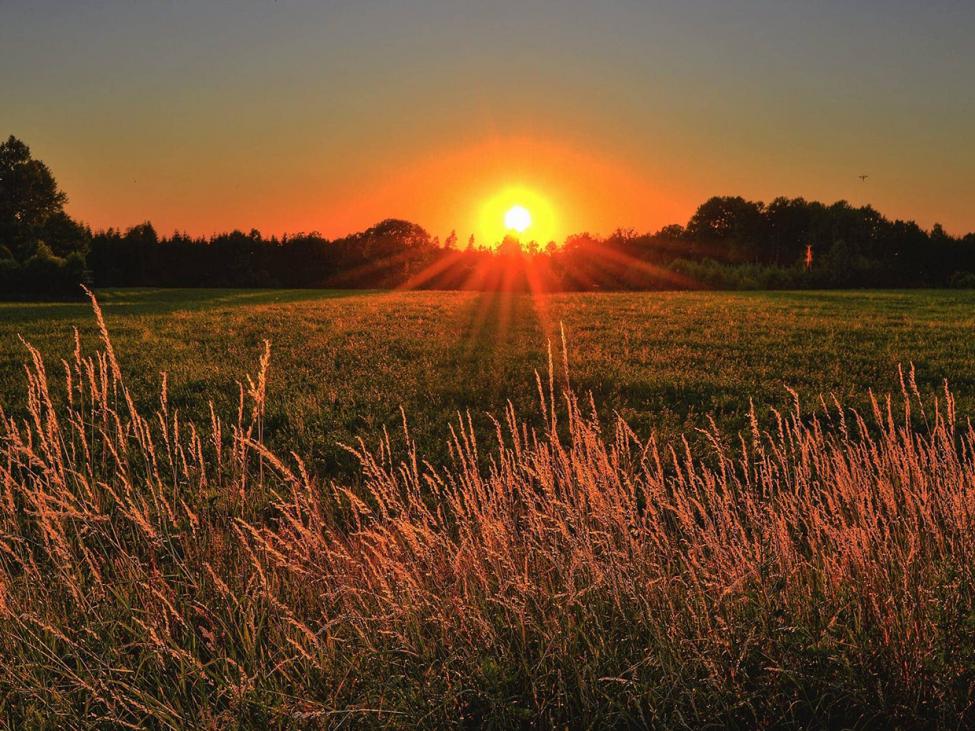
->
[0, 287, 378, 323]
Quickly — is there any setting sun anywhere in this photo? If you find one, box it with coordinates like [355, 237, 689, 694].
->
[477, 185, 559, 246]
[504, 205, 532, 233]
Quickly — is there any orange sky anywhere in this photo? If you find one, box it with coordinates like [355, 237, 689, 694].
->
[5, 1, 974, 241]
[310, 137, 692, 245]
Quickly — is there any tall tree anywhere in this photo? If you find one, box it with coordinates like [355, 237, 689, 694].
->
[0, 135, 87, 262]
[685, 196, 767, 263]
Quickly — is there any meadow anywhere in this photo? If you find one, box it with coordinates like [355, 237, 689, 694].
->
[2, 288, 975, 728]
[3, 287, 975, 478]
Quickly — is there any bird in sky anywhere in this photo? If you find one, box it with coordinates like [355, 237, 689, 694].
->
[859, 174, 869, 182]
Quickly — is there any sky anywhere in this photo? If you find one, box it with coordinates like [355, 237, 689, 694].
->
[3, 0, 974, 243]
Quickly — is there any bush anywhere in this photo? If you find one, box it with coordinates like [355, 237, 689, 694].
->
[949, 271, 975, 289]
[669, 258, 814, 290]
[0, 244, 87, 299]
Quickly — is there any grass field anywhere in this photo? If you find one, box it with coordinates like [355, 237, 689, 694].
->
[3, 288, 975, 728]
[3, 287, 975, 477]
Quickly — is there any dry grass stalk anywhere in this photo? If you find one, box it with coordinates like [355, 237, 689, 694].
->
[0, 296, 973, 728]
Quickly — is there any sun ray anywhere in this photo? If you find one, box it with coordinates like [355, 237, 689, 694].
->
[588, 242, 701, 289]
[393, 249, 467, 291]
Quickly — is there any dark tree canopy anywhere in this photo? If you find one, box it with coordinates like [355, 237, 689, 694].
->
[0, 135, 89, 262]
[0, 136, 89, 297]
[4, 135, 975, 298]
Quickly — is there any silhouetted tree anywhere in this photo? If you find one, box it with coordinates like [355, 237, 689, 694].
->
[685, 196, 767, 262]
[765, 197, 813, 265]
[0, 136, 89, 297]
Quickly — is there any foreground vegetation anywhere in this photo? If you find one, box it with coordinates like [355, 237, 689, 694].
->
[4, 288, 975, 480]
[1, 290, 974, 727]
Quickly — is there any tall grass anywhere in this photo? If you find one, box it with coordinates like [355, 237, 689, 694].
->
[1, 291, 974, 728]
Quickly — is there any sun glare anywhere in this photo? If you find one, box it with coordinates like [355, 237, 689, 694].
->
[504, 205, 532, 233]
[478, 185, 558, 247]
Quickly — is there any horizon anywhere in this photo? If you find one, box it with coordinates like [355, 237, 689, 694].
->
[4, 1, 975, 241]
[53, 188, 975, 247]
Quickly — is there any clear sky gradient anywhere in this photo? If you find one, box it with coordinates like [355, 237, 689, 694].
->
[3, 0, 974, 242]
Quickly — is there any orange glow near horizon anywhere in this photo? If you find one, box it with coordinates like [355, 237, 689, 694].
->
[45, 131, 695, 245]
[208, 136, 692, 247]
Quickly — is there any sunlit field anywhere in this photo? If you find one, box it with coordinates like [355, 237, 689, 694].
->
[3, 287, 975, 478]
[2, 288, 975, 727]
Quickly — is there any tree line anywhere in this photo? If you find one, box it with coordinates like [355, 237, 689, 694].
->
[3, 134, 975, 298]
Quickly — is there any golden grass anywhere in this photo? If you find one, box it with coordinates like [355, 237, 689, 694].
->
[0, 290, 973, 728]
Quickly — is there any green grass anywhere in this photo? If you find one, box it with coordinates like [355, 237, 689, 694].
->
[3, 287, 975, 477]
[3, 287, 975, 727]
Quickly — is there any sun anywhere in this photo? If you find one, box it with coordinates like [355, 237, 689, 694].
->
[477, 186, 557, 246]
[504, 205, 532, 233]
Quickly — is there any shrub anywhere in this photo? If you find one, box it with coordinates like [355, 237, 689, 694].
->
[0, 244, 87, 299]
